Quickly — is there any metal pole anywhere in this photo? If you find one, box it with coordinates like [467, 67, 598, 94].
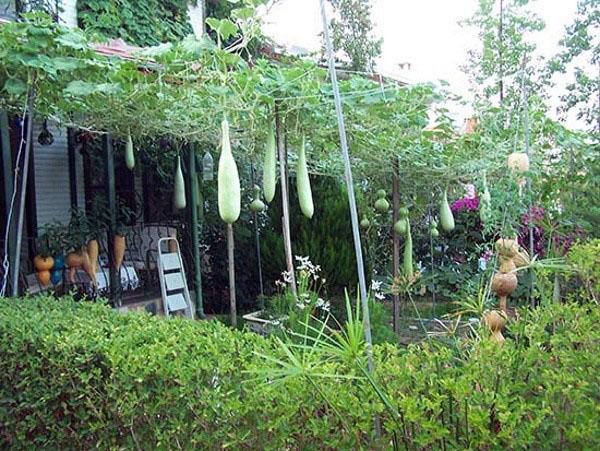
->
[392, 160, 400, 334]
[189, 143, 205, 318]
[319, 0, 376, 375]
[11, 93, 35, 297]
[103, 134, 122, 306]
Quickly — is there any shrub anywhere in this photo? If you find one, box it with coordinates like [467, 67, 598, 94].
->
[0, 296, 599, 449]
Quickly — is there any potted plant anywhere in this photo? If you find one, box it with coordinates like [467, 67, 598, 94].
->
[65, 208, 92, 283]
[34, 222, 67, 286]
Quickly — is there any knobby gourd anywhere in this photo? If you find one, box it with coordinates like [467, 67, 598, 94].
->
[394, 218, 407, 235]
[218, 118, 241, 224]
[374, 189, 390, 212]
[249, 185, 266, 213]
[263, 122, 277, 203]
[360, 218, 370, 229]
[125, 132, 135, 170]
[439, 190, 455, 232]
[173, 156, 186, 210]
[296, 136, 314, 219]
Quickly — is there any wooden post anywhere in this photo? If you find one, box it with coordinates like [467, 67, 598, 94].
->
[275, 103, 296, 295]
[188, 143, 205, 318]
[67, 128, 78, 209]
[227, 223, 237, 327]
[103, 134, 122, 306]
[392, 160, 400, 334]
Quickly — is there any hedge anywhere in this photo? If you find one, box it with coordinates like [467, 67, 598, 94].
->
[0, 296, 599, 449]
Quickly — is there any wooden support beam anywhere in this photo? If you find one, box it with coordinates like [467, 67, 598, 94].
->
[275, 104, 296, 295]
[0, 110, 16, 296]
[188, 143, 204, 318]
[103, 134, 122, 306]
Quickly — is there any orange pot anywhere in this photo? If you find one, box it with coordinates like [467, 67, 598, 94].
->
[113, 234, 125, 269]
[36, 270, 51, 286]
[66, 251, 84, 268]
[33, 255, 54, 272]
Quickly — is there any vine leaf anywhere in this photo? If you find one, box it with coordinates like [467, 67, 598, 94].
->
[205, 18, 238, 41]
[3, 78, 27, 96]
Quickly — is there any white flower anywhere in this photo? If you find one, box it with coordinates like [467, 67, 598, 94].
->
[375, 291, 385, 300]
[281, 270, 293, 284]
[296, 302, 306, 310]
[371, 280, 382, 291]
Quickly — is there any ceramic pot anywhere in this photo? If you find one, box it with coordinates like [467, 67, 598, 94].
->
[33, 255, 54, 272]
[36, 269, 51, 286]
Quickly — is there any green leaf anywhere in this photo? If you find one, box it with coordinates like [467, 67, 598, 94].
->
[52, 57, 85, 72]
[3, 78, 28, 96]
[205, 18, 238, 41]
[63, 80, 98, 96]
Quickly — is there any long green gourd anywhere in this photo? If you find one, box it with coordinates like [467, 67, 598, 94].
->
[263, 122, 276, 203]
[403, 220, 413, 276]
[125, 132, 135, 170]
[173, 156, 186, 209]
[218, 118, 241, 224]
[296, 136, 314, 219]
[440, 189, 455, 232]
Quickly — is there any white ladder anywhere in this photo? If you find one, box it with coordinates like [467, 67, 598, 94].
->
[157, 237, 194, 319]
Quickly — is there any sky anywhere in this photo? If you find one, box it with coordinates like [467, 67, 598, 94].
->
[260, 0, 583, 127]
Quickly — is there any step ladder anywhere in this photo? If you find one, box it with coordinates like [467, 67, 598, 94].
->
[157, 237, 194, 319]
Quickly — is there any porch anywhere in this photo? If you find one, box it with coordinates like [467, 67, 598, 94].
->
[0, 111, 205, 315]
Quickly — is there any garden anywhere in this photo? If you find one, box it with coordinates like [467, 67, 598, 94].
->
[0, 0, 598, 449]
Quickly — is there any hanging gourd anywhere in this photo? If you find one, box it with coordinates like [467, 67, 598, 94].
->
[439, 190, 455, 232]
[360, 218, 370, 229]
[399, 207, 409, 218]
[394, 218, 408, 236]
[507, 152, 530, 173]
[173, 155, 186, 210]
[403, 220, 413, 277]
[263, 122, 277, 203]
[202, 151, 214, 182]
[218, 118, 241, 224]
[125, 132, 135, 170]
[430, 219, 440, 237]
[249, 185, 266, 213]
[374, 189, 390, 212]
[296, 136, 314, 219]
[480, 171, 491, 224]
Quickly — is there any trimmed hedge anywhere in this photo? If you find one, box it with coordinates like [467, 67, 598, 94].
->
[1, 296, 599, 449]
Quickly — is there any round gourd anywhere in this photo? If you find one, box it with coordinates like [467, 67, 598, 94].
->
[173, 156, 186, 210]
[431, 219, 438, 228]
[507, 152, 530, 173]
[218, 118, 241, 224]
[394, 218, 407, 235]
[439, 190, 455, 232]
[125, 132, 135, 170]
[403, 221, 413, 277]
[360, 218, 370, 229]
[430, 227, 439, 238]
[376, 189, 387, 198]
[249, 185, 266, 213]
[263, 123, 277, 203]
[399, 207, 409, 218]
[296, 136, 314, 219]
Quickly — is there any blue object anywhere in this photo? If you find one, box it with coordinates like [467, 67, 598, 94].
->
[51, 269, 62, 285]
[53, 255, 65, 270]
